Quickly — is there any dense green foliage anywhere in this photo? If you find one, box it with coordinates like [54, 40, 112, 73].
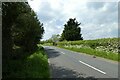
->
[3, 45, 50, 78]
[61, 18, 83, 41]
[2, 2, 44, 59]
[2, 2, 47, 78]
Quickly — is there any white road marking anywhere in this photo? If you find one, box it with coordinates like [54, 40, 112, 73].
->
[79, 60, 106, 74]
[61, 52, 65, 54]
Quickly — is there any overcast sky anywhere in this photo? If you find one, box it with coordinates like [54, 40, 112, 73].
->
[28, 0, 118, 40]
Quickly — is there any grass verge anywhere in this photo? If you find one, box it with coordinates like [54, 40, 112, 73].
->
[2, 45, 50, 78]
[58, 46, 119, 61]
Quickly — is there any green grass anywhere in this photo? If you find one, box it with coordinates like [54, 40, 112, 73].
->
[42, 38, 119, 61]
[58, 46, 119, 61]
[2, 45, 50, 78]
[57, 38, 119, 52]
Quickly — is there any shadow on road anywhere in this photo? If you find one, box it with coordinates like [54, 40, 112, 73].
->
[45, 48, 61, 58]
[50, 63, 97, 79]
[46, 49, 55, 51]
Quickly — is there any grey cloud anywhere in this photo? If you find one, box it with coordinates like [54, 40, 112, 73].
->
[37, 2, 60, 23]
[87, 2, 105, 10]
[82, 22, 118, 40]
[81, 2, 118, 25]
[94, 11, 117, 24]
[105, 2, 117, 12]
[37, 3, 53, 22]
[87, 2, 117, 12]
[83, 29, 117, 40]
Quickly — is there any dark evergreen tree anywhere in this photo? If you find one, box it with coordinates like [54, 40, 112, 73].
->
[2, 2, 44, 59]
[2, 2, 44, 78]
[2, 2, 28, 59]
[61, 18, 83, 41]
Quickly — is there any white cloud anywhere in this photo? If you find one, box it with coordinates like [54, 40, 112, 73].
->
[28, 0, 118, 40]
[28, 0, 42, 12]
[82, 22, 118, 39]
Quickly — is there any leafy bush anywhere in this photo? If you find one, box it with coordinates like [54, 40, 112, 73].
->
[57, 38, 119, 54]
[2, 46, 50, 78]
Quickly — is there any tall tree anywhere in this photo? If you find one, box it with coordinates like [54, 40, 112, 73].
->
[2, 2, 44, 59]
[61, 18, 83, 41]
[12, 10, 44, 52]
[2, 2, 44, 78]
[2, 2, 28, 59]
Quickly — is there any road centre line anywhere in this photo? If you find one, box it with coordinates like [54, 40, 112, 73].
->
[54, 48, 106, 75]
[79, 60, 106, 74]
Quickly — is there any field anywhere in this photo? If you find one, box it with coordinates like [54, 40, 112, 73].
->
[44, 38, 119, 61]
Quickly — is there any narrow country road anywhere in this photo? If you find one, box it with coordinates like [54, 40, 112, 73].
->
[44, 46, 118, 79]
